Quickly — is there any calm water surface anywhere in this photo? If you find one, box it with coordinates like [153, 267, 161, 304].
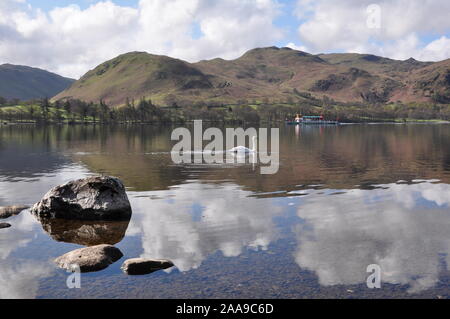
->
[1, 123, 450, 299]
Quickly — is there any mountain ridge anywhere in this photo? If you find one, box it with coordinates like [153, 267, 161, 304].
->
[53, 47, 450, 107]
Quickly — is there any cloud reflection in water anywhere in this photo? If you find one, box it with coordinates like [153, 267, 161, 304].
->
[0, 212, 53, 299]
[128, 182, 282, 272]
[0, 166, 91, 299]
[294, 182, 450, 293]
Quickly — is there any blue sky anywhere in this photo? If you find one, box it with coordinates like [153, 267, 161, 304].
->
[2, 0, 450, 78]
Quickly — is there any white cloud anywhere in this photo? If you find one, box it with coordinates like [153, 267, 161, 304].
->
[417, 36, 450, 61]
[285, 42, 308, 52]
[0, 0, 283, 78]
[294, 0, 450, 61]
[1, 0, 449, 79]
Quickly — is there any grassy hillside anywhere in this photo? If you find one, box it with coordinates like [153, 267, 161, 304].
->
[54, 52, 213, 106]
[53, 47, 450, 107]
[0, 64, 74, 100]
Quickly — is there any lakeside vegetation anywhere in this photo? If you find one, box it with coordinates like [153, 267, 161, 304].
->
[2, 47, 449, 126]
[1, 95, 450, 125]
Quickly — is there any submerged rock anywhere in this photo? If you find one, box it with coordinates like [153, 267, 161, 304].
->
[0, 205, 29, 219]
[31, 176, 132, 220]
[36, 217, 130, 246]
[54, 244, 123, 273]
[121, 258, 174, 275]
[0, 223, 11, 229]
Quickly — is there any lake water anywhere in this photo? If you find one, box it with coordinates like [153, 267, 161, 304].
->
[1, 123, 450, 299]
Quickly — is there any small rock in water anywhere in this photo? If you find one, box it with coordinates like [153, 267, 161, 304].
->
[31, 176, 132, 220]
[54, 244, 123, 273]
[121, 258, 174, 275]
[0, 223, 12, 229]
[0, 205, 29, 219]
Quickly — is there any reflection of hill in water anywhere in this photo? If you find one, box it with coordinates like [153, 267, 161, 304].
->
[0, 126, 70, 179]
[2, 124, 450, 194]
[69, 124, 450, 193]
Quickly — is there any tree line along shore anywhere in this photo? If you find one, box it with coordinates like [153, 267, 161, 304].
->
[1, 96, 450, 125]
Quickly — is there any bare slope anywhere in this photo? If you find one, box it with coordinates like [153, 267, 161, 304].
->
[54, 47, 450, 106]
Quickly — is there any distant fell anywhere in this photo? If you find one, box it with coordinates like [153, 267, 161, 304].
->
[0, 64, 74, 100]
[54, 47, 450, 107]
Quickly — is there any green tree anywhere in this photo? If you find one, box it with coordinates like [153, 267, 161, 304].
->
[63, 100, 72, 122]
[78, 102, 89, 122]
[99, 99, 110, 123]
[25, 105, 36, 121]
[89, 103, 99, 123]
[137, 97, 150, 122]
[40, 97, 51, 121]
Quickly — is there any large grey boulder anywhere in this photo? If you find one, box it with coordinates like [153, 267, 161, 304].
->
[0, 206, 29, 219]
[121, 258, 174, 275]
[54, 244, 123, 273]
[31, 176, 131, 220]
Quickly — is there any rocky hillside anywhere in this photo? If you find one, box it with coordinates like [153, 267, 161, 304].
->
[53, 47, 450, 106]
[0, 64, 74, 100]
